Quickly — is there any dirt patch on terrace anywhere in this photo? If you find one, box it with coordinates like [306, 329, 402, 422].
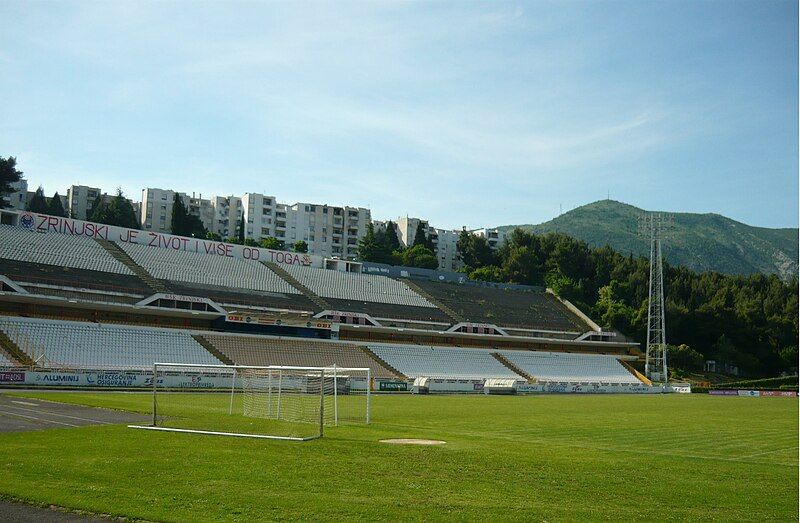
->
[379, 438, 446, 445]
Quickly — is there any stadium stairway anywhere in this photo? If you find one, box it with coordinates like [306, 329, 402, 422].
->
[360, 347, 408, 380]
[402, 279, 463, 324]
[0, 329, 35, 367]
[94, 239, 171, 294]
[262, 261, 331, 311]
[491, 352, 533, 382]
[619, 359, 652, 385]
[191, 334, 234, 366]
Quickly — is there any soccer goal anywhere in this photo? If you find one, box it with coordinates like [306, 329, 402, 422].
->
[129, 363, 371, 441]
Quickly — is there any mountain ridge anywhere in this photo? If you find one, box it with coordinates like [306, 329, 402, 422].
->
[496, 200, 798, 280]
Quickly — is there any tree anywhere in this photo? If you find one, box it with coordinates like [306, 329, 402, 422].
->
[26, 186, 48, 213]
[170, 194, 188, 236]
[357, 223, 385, 262]
[399, 244, 439, 269]
[238, 212, 246, 243]
[170, 194, 206, 238]
[412, 221, 425, 246]
[206, 232, 222, 241]
[0, 156, 23, 209]
[469, 265, 504, 283]
[293, 240, 308, 253]
[47, 192, 67, 217]
[779, 346, 798, 369]
[668, 344, 704, 371]
[88, 195, 103, 221]
[260, 236, 284, 250]
[457, 230, 495, 269]
[384, 221, 401, 252]
[594, 283, 635, 332]
[90, 189, 139, 229]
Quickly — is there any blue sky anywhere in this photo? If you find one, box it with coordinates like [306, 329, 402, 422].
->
[0, 1, 797, 229]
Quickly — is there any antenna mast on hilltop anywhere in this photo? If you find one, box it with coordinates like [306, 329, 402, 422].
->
[637, 213, 673, 386]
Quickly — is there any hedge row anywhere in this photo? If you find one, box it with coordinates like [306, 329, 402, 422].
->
[691, 385, 798, 393]
[718, 376, 798, 389]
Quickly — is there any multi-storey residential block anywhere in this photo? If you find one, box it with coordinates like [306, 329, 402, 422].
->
[140, 188, 214, 234]
[66, 185, 101, 220]
[2, 180, 28, 211]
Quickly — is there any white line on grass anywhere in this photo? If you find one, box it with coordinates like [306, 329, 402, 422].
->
[741, 446, 800, 459]
[376, 422, 799, 467]
[0, 404, 113, 425]
[0, 409, 79, 427]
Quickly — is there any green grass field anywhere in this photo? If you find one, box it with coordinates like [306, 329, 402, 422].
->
[0, 392, 797, 521]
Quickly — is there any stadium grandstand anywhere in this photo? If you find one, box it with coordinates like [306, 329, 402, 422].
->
[0, 210, 653, 393]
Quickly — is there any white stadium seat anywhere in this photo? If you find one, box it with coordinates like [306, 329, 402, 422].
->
[499, 350, 639, 384]
[0, 225, 133, 275]
[368, 344, 520, 380]
[0, 317, 222, 370]
[0, 349, 14, 367]
[118, 242, 299, 295]
[284, 265, 435, 307]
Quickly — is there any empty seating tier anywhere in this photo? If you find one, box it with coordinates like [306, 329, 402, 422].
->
[119, 242, 299, 295]
[283, 265, 436, 308]
[0, 258, 152, 296]
[166, 281, 317, 312]
[0, 317, 222, 370]
[410, 280, 588, 331]
[323, 298, 452, 323]
[368, 345, 522, 380]
[499, 350, 640, 384]
[203, 334, 397, 378]
[0, 226, 134, 275]
[0, 349, 14, 367]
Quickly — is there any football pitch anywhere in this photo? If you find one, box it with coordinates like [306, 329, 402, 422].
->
[0, 392, 797, 521]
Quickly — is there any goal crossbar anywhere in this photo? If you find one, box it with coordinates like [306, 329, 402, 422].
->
[132, 363, 371, 441]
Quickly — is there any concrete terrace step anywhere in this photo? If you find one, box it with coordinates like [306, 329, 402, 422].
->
[360, 346, 407, 380]
[94, 239, 171, 294]
[191, 334, 234, 366]
[402, 279, 463, 324]
[491, 352, 533, 382]
[262, 261, 331, 311]
[0, 329, 36, 367]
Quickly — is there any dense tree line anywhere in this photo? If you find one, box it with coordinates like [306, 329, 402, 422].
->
[0, 156, 23, 209]
[357, 221, 439, 269]
[88, 189, 139, 229]
[458, 228, 798, 376]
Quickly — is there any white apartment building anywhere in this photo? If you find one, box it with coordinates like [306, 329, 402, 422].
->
[243, 194, 370, 258]
[241, 192, 276, 240]
[2, 180, 28, 211]
[434, 228, 461, 271]
[287, 202, 370, 259]
[140, 188, 214, 233]
[141, 187, 370, 259]
[212, 195, 242, 239]
[66, 185, 101, 220]
[471, 227, 507, 250]
[388, 217, 506, 271]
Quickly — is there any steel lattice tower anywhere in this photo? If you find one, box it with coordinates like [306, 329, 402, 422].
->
[638, 213, 672, 385]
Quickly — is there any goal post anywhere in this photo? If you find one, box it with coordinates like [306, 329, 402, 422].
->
[129, 363, 371, 441]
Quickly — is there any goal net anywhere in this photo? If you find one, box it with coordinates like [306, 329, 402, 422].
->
[130, 363, 371, 441]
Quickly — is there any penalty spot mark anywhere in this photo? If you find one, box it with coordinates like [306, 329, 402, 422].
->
[380, 438, 446, 445]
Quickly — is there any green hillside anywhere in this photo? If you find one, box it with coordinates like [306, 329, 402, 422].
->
[499, 200, 798, 280]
